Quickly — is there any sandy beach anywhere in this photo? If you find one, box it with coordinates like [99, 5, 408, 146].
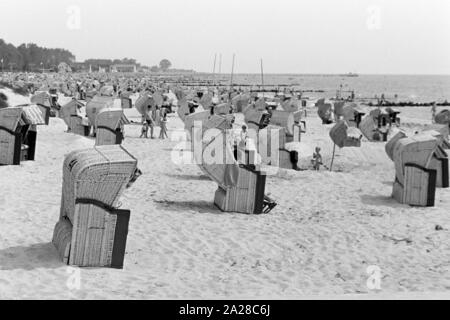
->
[1, 88, 449, 299]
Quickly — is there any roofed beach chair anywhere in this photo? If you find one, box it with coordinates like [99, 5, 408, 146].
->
[243, 107, 271, 132]
[135, 93, 154, 117]
[435, 109, 450, 128]
[214, 103, 232, 115]
[30, 90, 60, 121]
[86, 95, 114, 136]
[329, 120, 362, 148]
[423, 130, 449, 188]
[386, 132, 446, 206]
[197, 115, 276, 214]
[0, 106, 45, 165]
[268, 110, 299, 142]
[317, 100, 333, 124]
[385, 107, 401, 125]
[359, 113, 388, 142]
[120, 92, 132, 109]
[342, 103, 365, 128]
[257, 125, 299, 170]
[52, 145, 139, 268]
[231, 93, 251, 113]
[95, 109, 130, 146]
[59, 99, 90, 136]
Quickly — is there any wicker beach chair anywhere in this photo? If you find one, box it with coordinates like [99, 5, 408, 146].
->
[268, 110, 296, 142]
[135, 93, 154, 117]
[0, 106, 45, 165]
[257, 125, 299, 170]
[342, 104, 365, 128]
[435, 109, 450, 127]
[120, 92, 132, 109]
[359, 114, 385, 142]
[30, 91, 57, 121]
[95, 109, 130, 146]
[231, 93, 251, 113]
[52, 145, 139, 268]
[197, 116, 275, 214]
[60, 99, 90, 136]
[317, 102, 333, 124]
[85, 95, 114, 135]
[386, 132, 447, 206]
[243, 108, 270, 132]
[329, 120, 362, 148]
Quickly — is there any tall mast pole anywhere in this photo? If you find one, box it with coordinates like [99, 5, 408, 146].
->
[260, 58, 265, 98]
[212, 53, 217, 86]
[230, 53, 235, 91]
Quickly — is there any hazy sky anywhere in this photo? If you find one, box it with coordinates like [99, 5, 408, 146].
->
[1, 0, 449, 74]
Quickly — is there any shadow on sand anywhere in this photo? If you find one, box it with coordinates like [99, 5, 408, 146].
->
[0, 242, 63, 271]
[165, 173, 211, 182]
[153, 199, 221, 214]
[360, 194, 405, 209]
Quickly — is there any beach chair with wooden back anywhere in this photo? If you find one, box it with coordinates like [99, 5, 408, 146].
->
[52, 145, 139, 268]
[120, 92, 132, 109]
[342, 104, 365, 128]
[30, 91, 52, 125]
[359, 114, 386, 142]
[198, 115, 275, 214]
[424, 130, 449, 188]
[257, 125, 299, 170]
[317, 100, 333, 124]
[243, 107, 270, 132]
[95, 109, 130, 146]
[435, 109, 450, 128]
[269, 110, 298, 142]
[0, 106, 45, 165]
[135, 93, 154, 117]
[60, 99, 90, 136]
[388, 132, 441, 206]
[329, 120, 362, 148]
[85, 95, 114, 136]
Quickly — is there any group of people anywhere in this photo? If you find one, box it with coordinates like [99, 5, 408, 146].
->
[140, 107, 168, 139]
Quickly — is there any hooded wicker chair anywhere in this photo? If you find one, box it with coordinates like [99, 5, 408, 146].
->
[329, 120, 362, 148]
[95, 109, 130, 146]
[30, 91, 60, 122]
[120, 92, 132, 109]
[196, 115, 274, 214]
[52, 145, 138, 268]
[386, 132, 446, 206]
[60, 99, 90, 136]
[135, 93, 154, 117]
[243, 109, 299, 170]
[0, 106, 45, 165]
[435, 109, 450, 127]
[256, 125, 299, 170]
[317, 101, 333, 124]
[359, 109, 392, 142]
[85, 95, 114, 135]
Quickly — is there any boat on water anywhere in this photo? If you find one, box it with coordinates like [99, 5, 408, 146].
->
[339, 72, 359, 77]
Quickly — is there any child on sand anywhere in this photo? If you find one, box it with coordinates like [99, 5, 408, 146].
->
[140, 121, 149, 138]
[159, 114, 168, 139]
[312, 147, 323, 171]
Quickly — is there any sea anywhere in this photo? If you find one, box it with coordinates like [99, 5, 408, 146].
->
[208, 74, 450, 103]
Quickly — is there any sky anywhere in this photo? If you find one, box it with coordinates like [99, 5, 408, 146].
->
[0, 0, 449, 74]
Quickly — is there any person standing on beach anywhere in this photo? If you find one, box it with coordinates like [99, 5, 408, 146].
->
[431, 104, 437, 123]
[159, 113, 168, 139]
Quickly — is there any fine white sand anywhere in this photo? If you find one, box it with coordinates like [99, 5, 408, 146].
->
[0, 92, 449, 299]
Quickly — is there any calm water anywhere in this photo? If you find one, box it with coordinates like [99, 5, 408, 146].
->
[210, 74, 450, 103]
